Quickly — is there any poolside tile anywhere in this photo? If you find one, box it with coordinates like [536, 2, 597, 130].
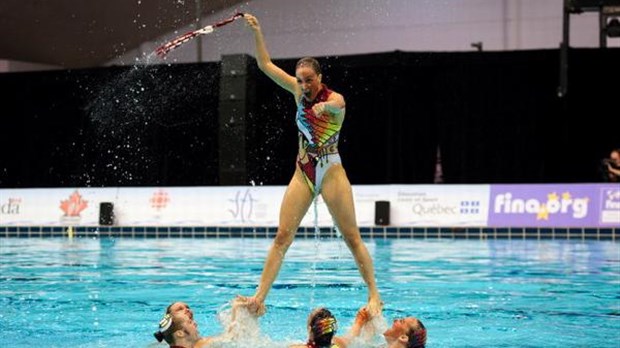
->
[0, 225, 617, 240]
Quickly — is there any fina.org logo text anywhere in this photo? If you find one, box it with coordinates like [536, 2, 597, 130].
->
[494, 191, 588, 220]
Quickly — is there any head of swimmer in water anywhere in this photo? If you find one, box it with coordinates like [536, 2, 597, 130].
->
[296, 57, 323, 101]
[153, 301, 200, 346]
[383, 316, 427, 348]
[307, 307, 338, 347]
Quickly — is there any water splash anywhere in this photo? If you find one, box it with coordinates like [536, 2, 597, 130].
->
[358, 314, 389, 345]
[214, 301, 281, 347]
[83, 58, 218, 184]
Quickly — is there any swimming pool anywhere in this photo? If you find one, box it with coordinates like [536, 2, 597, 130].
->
[0, 237, 618, 347]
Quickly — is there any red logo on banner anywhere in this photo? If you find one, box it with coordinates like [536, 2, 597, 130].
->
[150, 189, 169, 211]
[60, 190, 89, 217]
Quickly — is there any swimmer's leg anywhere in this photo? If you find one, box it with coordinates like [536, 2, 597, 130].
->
[253, 167, 313, 304]
[321, 165, 382, 314]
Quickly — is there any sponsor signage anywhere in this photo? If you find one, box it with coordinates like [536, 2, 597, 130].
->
[1, 184, 617, 227]
[390, 185, 489, 226]
[488, 184, 619, 227]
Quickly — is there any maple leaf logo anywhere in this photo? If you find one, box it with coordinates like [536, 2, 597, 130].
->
[60, 190, 89, 217]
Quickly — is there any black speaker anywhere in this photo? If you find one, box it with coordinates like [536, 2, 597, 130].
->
[99, 202, 114, 226]
[375, 201, 390, 226]
[218, 54, 255, 185]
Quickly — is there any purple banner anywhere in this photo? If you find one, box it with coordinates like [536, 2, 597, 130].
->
[488, 184, 620, 228]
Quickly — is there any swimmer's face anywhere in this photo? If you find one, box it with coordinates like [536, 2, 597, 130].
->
[168, 302, 200, 340]
[383, 317, 422, 345]
[168, 302, 194, 322]
[296, 65, 322, 100]
[176, 313, 200, 341]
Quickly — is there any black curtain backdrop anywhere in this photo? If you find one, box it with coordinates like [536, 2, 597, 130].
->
[432, 50, 560, 183]
[1, 63, 221, 187]
[1, 48, 618, 188]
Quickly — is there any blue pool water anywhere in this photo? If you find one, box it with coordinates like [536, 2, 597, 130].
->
[0, 237, 618, 347]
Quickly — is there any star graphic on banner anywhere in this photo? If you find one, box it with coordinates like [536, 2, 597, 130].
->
[547, 192, 559, 202]
[537, 204, 549, 220]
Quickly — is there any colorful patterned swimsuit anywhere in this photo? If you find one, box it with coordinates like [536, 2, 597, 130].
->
[296, 84, 343, 195]
[306, 342, 341, 348]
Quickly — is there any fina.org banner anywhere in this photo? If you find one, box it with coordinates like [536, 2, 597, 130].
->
[488, 184, 620, 227]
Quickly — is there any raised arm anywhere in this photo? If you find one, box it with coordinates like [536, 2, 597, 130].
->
[333, 307, 372, 347]
[244, 14, 298, 96]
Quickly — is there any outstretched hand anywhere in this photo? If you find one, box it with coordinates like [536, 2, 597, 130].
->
[341, 305, 375, 343]
[354, 307, 372, 326]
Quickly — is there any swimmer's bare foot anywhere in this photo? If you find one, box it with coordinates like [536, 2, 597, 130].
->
[235, 295, 266, 316]
[366, 296, 383, 317]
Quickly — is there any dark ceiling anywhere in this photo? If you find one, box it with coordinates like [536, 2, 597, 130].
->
[0, 0, 245, 69]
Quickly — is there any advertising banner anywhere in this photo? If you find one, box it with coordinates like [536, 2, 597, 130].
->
[114, 186, 286, 226]
[2, 184, 618, 227]
[487, 184, 620, 227]
[0, 188, 120, 226]
[389, 184, 489, 226]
